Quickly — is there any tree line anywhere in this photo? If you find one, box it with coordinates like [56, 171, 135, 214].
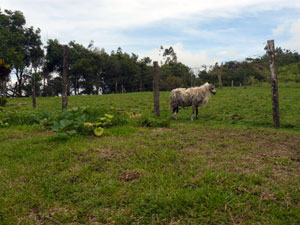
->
[201, 48, 300, 87]
[1, 9, 300, 98]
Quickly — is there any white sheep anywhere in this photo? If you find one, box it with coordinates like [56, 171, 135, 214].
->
[170, 82, 216, 120]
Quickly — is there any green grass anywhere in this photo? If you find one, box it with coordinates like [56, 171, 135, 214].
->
[277, 62, 300, 83]
[4, 83, 300, 130]
[1, 83, 300, 224]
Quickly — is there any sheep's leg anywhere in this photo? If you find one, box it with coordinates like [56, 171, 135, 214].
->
[196, 106, 199, 120]
[173, 106, 178, 120]
[191, 105, 195, 121]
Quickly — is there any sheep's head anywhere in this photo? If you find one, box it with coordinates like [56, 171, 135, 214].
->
[209, 84, 216, 95]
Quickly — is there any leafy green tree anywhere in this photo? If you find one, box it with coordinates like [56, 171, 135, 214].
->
[138, 57, 153, 91]
[160, 62, 193, 90]
[0, 9, 43, 97]
[45, 39, 64, 74]
[0, 9, 26, 96]
[23, 72, 42, 96]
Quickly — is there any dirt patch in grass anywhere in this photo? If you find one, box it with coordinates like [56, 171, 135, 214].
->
[119, 170, 142, 182]
[152, 126, 300, 186]
[76, 147, 116, 163]
[17, 204, 77, 225]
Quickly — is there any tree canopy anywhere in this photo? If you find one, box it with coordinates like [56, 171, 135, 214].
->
[1, 8, 300, 97]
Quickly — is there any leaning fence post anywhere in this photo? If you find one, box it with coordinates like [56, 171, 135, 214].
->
[153, 61, 160, 116]
[266, 40, 280, 128]
[62, 45, 69, 110]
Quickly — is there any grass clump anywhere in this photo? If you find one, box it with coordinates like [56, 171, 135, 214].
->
[137, 114, 170, 128]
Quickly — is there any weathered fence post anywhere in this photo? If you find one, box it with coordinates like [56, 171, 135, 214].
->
[62, 45, 69, 110]
[153, 61, 160, 116]
[31, 71, 36, 108]
[231, 80, 234, 89]
[266, 40, 280, 128]
[218, 71, 223, 89]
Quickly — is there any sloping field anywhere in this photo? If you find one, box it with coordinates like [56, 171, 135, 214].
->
[0, 85, 300, 224]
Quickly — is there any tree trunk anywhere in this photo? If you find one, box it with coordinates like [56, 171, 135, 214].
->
[115, 81, 118, 93]
[1, 79, 7, 97]
[16, 69, 23, 97]
[121, 84, 126, 93]
[62, 45, 69, 110]
[96, 85, 100, 95]
[74, 81, 77, 95]
[14, 82, 18, 97]
[139, 80, 143, 92]
[42, 70, 48, 97]
[266, 40, 280, 128]
[153, 61, 160, 116]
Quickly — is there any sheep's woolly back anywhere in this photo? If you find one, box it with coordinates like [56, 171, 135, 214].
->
[170, 82, 212, 109]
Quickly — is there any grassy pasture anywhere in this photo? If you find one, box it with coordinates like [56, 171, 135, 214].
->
[0, 84, 300, 224]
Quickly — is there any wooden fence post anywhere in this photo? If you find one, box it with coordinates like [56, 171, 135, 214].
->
[153, 61, 160, 116]
[266, 40, 280, 128]
[31, 72, 36, 108]
[62, 45, 69, 110]
[218, 73, 223, 89]
[231, 80, 234, 89]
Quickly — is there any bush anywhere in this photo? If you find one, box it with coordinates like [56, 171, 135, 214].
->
[0, 97, 7, 107]
[36, 107, 128, 137]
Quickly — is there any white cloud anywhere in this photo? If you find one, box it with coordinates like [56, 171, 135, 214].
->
[141, 43, 218, 68]
[274, 18, 300, 52]
[2, 0, 300, 33]
[172, 43, 217, 67]
[2, 0, 300, 66]
[272, 23, 290, 36]
[285, 19, 300, 51]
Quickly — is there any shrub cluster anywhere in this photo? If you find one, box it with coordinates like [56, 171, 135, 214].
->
[0, 97, 7, 107]
[0, 106, 171, 136]
[36, 107, 125, 137]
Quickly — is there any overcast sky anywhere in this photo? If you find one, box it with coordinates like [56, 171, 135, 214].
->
[1, 0, 300, 68]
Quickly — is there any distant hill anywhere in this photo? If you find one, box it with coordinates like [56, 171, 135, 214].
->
[277, 62, 300, 83]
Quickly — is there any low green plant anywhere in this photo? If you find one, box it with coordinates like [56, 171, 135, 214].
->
[83, 113, 114, 137]
[0, 119, 8, 127]
[0, 96, 7, 107]
[38, 107, 117, 137]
